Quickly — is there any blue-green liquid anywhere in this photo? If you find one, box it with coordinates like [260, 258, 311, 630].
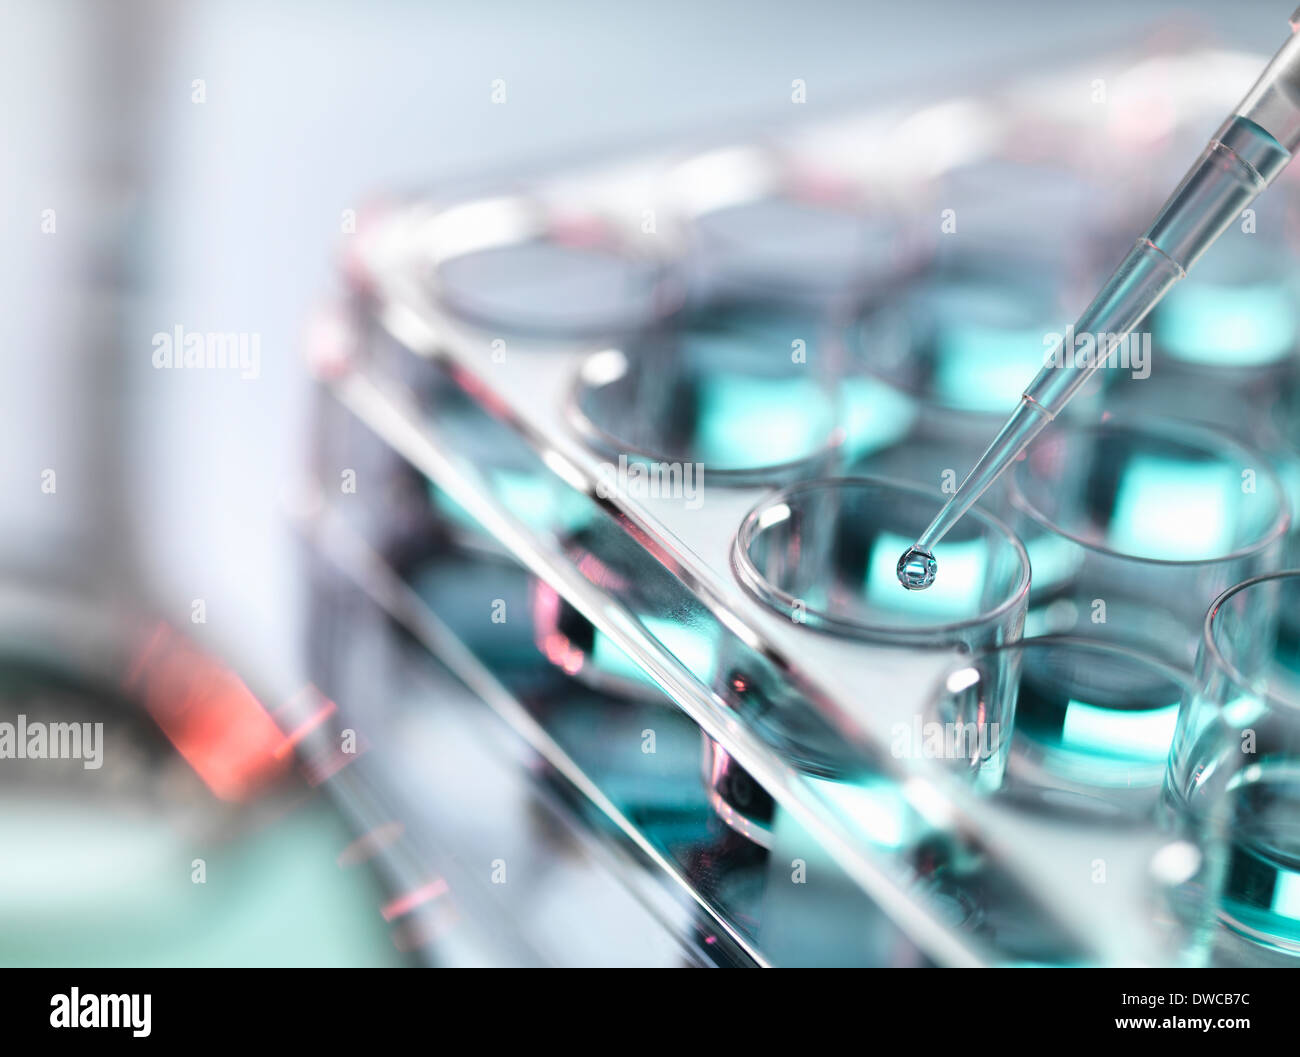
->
[1214, 757, 1300, 955]
[1014, 676, 1179, 799]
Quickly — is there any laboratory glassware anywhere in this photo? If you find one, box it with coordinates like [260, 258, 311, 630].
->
[906, 13, 1300, 581]
[1006, 416, 1288, 666]
[1166, 570, 1300, 960]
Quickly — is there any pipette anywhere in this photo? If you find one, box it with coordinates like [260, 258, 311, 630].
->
[898, 11, 1300, 591]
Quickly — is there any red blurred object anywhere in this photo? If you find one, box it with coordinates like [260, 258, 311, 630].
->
[126, 624, 292, 801]
[381, 879, 449, 922]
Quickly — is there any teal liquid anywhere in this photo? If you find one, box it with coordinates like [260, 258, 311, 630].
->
[1181, 715, 1300, 957]
[1014, 675, 1180, 798]
[1215, 757, 1300, 954]
[1210, 613, 1300, 953]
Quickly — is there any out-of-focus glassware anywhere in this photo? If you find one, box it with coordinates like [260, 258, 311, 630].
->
[1007, 417, 1289, 667]
[934, 157, 1136, 281]
[418, 195, 680, 338]
[1262, 390, 1300, 568]
[1166, 570, 1300, 962]
[662, 144, 926, 310]
[568, 302, 843, 486]
[1112, 232, 1300, 446]
[842, 253, 1112, 490]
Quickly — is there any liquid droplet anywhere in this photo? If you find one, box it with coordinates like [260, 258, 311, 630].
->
[896, 546, 937, 590]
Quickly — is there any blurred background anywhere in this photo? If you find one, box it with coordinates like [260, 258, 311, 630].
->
[0, 0, 1294, 967]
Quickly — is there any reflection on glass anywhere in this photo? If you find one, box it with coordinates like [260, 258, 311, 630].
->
[1166, 571, 1300, 961]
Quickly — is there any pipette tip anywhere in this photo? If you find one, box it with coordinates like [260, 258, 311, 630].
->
[896, 546, 937, 591]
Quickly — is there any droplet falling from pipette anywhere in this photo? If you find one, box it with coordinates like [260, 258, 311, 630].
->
[896, 546, 937, 590]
